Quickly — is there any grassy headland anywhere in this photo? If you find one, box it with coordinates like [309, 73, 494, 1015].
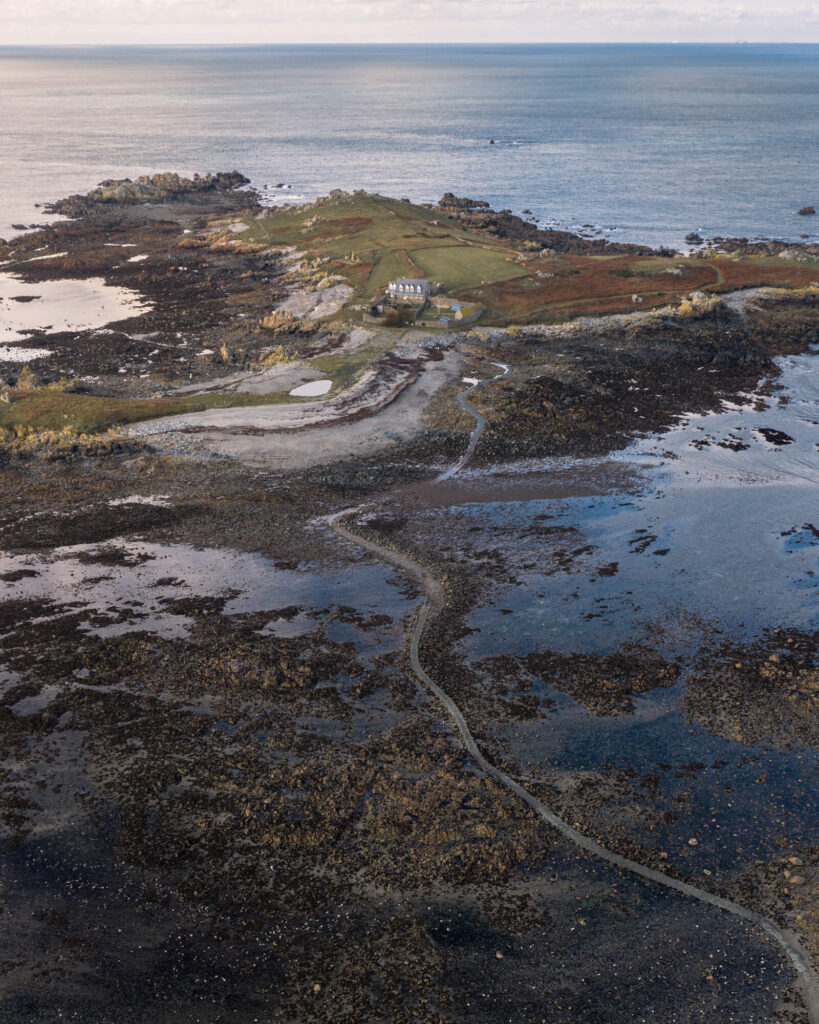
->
[3, 182, 818, 442]
[236, 191, 819, 324]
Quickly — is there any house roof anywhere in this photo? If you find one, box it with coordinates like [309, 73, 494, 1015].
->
[390, 278, 430, 290]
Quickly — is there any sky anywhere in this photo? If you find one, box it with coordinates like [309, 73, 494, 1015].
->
[2, 0, 819, 45]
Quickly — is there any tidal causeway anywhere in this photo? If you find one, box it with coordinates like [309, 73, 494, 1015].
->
[0, 172, 817, 1024]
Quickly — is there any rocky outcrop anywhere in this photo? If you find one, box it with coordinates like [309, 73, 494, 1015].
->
[798, 205, 815, 216]
[436, 192, 656, 256]
[702, 235, 819, 259]
[438, 192, 491, 212]
[47, 171, 251, 217]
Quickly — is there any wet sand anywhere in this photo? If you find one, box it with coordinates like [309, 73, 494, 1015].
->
[0, 272, 150, 343]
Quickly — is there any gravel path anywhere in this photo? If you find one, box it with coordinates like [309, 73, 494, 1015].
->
[436, 361, 509, 482]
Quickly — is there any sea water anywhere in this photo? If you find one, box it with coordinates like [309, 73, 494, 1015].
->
[1, 44, 818, 249]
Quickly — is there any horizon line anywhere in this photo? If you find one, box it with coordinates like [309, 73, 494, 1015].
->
[2, 40, 819, 48]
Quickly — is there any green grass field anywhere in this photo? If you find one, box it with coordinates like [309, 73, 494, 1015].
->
[0, 388, 309, 435]
[407, 244, 527, 289]
[237, 192, 523, 308]
[365, 250, 418, 296]
[308, 345, 385, 392]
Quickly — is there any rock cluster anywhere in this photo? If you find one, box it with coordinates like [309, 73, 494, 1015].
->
[436, 193, 657, 256]
[47, 170, 250, 217]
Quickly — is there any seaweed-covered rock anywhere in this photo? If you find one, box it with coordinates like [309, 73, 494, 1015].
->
[684, 630, 819, 749]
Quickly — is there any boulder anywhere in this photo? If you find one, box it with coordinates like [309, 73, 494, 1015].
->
[779, 247, 811, 262]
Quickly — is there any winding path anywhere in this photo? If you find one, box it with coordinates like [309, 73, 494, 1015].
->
[328, 364, 819, 1022]
[436, 361, 509, 481]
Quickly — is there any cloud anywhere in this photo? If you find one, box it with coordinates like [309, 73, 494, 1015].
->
[2, 0, 818, 41]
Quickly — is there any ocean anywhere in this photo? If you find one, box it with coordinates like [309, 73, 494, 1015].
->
[1, 43, 817, 249]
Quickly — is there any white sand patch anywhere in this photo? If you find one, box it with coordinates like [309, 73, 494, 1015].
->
[0, 344, 52, 363]
[169, 361, 329, 398]
[277, 283, 353, 320]
[289, 379, 333, 397]
[130, 350, 460, 470]
[108, 495, 171, 508]
[0, 273, 151, 343]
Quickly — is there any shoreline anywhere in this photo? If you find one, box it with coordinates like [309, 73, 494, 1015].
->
[5, 169, 818, 255]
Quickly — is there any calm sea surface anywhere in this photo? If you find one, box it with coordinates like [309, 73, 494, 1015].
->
[1, 44, 817, 248]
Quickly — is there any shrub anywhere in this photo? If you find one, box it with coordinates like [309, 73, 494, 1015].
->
[677, 294, 724, 318]
[259, 345, 295, 367]
[259, 311, 299, 334]
[15, 365, 39, 391]
[383, 307, 414, 327]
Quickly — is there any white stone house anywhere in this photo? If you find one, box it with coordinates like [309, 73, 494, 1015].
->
[387, 278, 430, 304]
